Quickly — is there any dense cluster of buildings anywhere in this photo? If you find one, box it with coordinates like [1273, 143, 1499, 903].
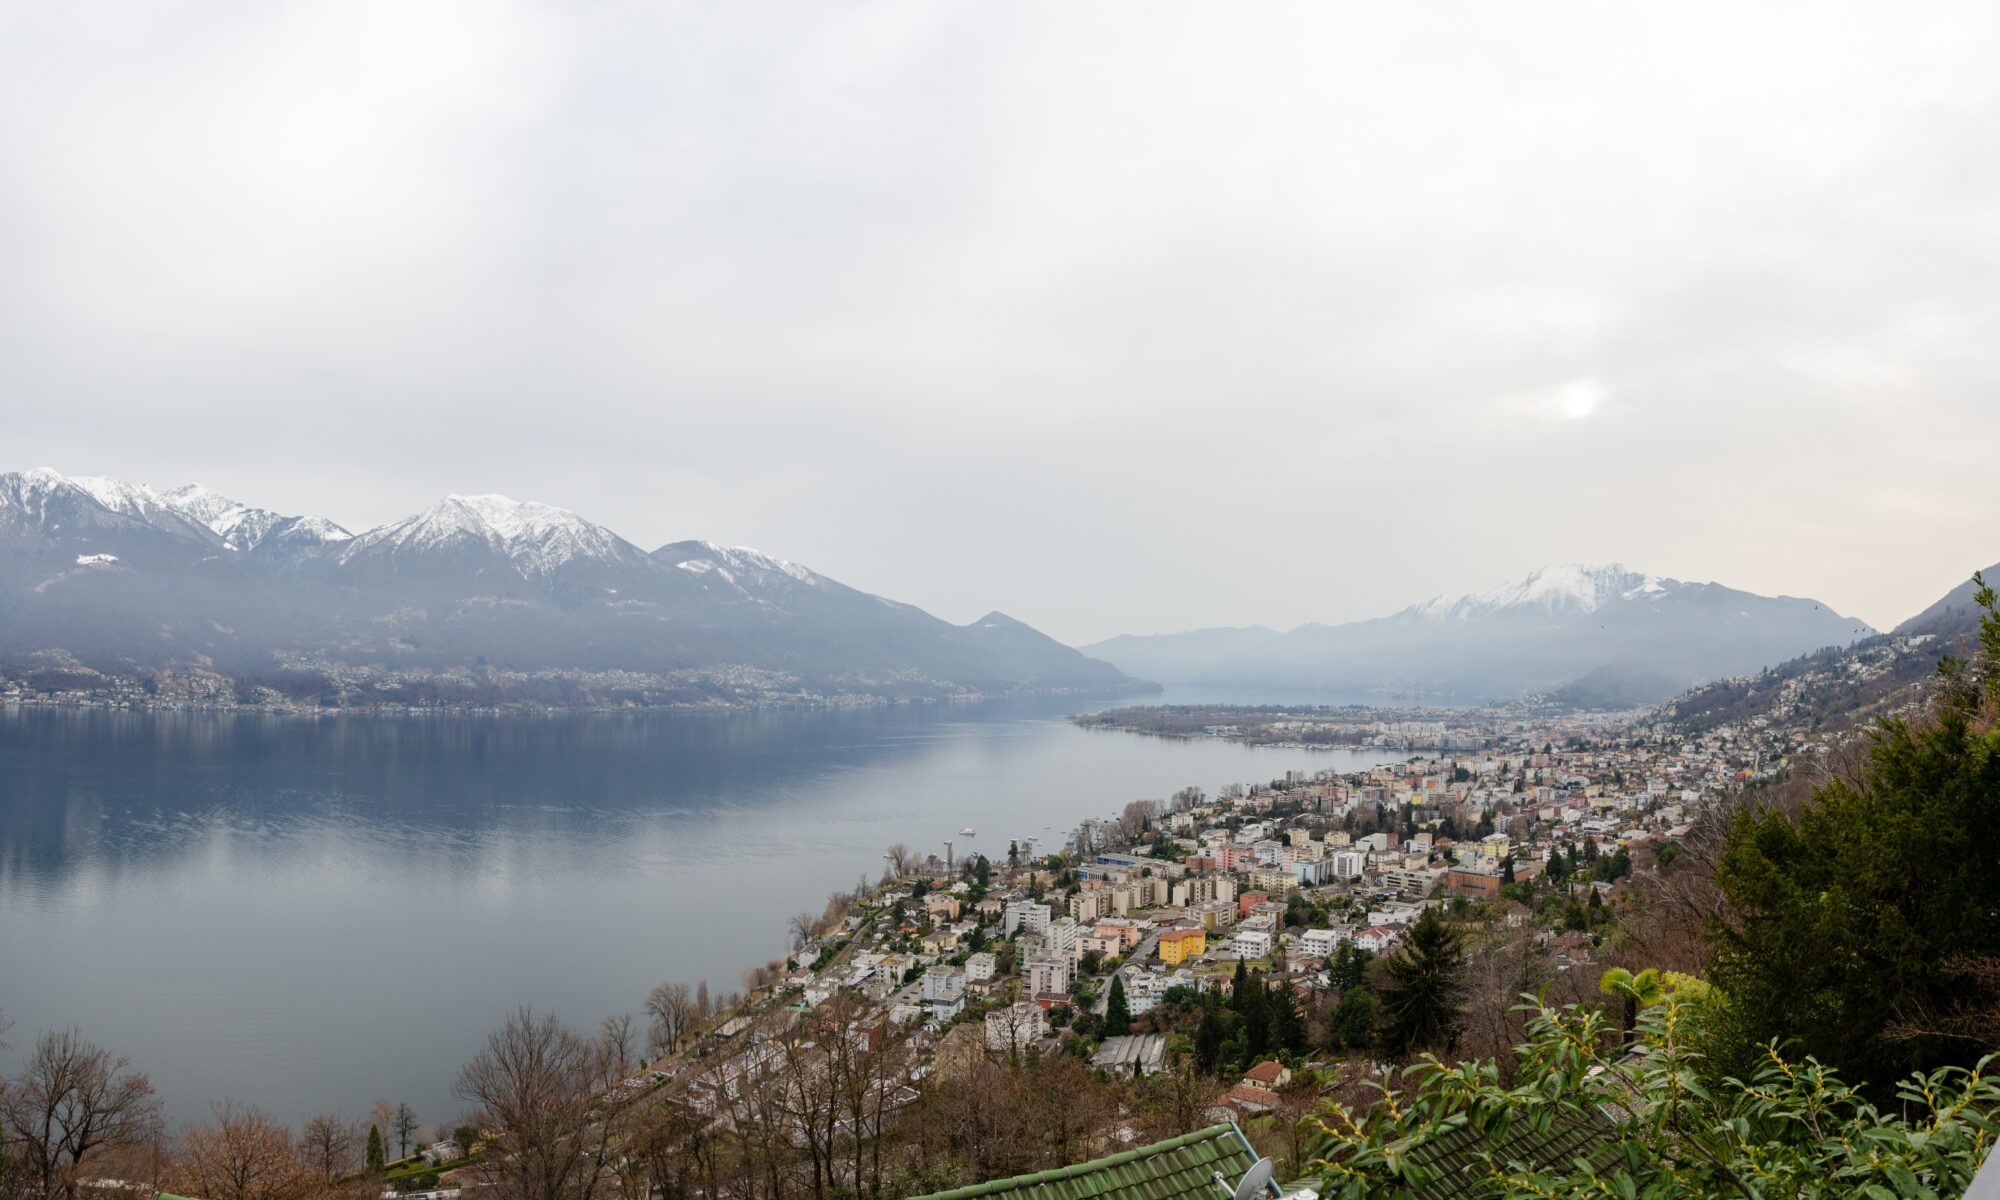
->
[655, 697, 1823, 1130]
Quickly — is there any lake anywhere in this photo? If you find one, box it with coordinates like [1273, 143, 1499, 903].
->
[0, 692, 1397, 1128]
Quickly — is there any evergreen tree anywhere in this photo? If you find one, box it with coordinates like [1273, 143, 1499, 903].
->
[1194, 1008, 1226, 1074]
[1230, 958, 1250, 1012]
[1378, 907, 1467, 1057]
[1329, 941, 1373, 992]
[1104, 975, 1131, 1037]
[1713, 574, 2000, 1089]
[366, 1124, 386, 1173]
[1242, 973, 1271, 1058]
[1327, 988, 1376, 1051]
[1271, 981, 1309, 1055]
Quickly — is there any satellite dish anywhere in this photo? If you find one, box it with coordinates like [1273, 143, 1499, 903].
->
[1212, 1157, 1277, 1200]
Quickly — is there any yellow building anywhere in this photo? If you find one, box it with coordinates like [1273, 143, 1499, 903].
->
[1157, 926, 1206, 964]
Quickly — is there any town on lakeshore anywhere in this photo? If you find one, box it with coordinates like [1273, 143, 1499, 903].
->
[683, 701, 1782, 1086]
[350, 687, 1820, 1198]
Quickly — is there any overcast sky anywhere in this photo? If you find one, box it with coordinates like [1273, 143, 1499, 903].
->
[4, 2, 1997, 644]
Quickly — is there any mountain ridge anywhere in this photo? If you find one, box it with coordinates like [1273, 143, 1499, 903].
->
[1085, 562, 1875, 704]
[0, 468, 1143, 707]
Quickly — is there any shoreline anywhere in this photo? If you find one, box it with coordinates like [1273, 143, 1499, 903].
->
[0, 683, 1158, 721]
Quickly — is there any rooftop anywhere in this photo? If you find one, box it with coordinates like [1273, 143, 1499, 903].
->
[908, 1122, 1264, 1200]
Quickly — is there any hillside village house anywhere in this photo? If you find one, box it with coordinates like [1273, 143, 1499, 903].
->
[1355, 926, 1401, 953]
[1243, 1059, 1292, 1089]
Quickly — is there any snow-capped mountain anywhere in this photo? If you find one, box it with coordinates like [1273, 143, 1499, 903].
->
[0, 468, 1139, 702]
[1087, 562, 1875, 704]
[0, 467, 220, 551]
[0, 469, 352, 563]
[161, 483, 352, 558]
[1408, 563, 1666, 620]
[654, 539, 833, 598]
[338, 494, 650, 580]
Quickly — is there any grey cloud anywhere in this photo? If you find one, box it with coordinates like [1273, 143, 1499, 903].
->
[3, 0, 1998, 642]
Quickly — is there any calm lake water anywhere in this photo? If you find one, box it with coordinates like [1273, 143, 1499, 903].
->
[0, 691, 1396, 1127]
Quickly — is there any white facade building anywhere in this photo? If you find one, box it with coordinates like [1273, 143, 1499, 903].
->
[1003, 900, 1052, 937]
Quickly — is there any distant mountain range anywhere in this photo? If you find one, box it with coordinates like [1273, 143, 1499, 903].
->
[1082, 564, 1878, 706]
[0, 468, 1141, 706]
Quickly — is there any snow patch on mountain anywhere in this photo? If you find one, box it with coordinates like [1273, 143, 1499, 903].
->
[70, 475, 168, 517]
[161, 483, 351, 552]
[1410, 563, 1665, 620]
[677, 540, 821, 585]
[342, 494, 645, 578]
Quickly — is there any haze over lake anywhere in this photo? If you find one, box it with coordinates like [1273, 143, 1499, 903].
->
[0, 691, 1396, 1126]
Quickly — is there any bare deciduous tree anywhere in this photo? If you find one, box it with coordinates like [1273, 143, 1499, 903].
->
[391, 1103, 419, 1159]
[296, 1114, 360, 1183]
[0, 1027, 162, 1200]
[618, 1095, 713, 1200]
[883, 843, 914, 878]
[645, 982, 697, 1057]
[1116, 800, 1161, 843]
[454, 1008, 621, 1200]
[172, 1103, 307, 1200]
[1271, 1074, 1325, 1178]
[1142, 1061, 1217, 1140]
[599, 1013, 636, 1073]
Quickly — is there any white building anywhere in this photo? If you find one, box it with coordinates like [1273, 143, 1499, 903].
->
[1025, 953, 1073, 997]
[1232, 929, 1273, 960]
[922, 964, 965, 1002]
[1299, 928, 1341, 958]
[1045, 916, 1082, 962]
[1003, 900, 1052, 937]
[965, 951, 997, 982]
[1354, 926, 1401, 953]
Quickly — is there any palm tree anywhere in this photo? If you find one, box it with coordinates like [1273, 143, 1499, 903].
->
[1598, 966, 1663, 1042]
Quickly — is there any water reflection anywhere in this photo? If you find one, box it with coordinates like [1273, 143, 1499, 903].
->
[0, 698, 1393, 1126]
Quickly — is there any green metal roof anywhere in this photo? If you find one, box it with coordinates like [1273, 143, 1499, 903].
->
[1404, 1111, 1625, 1198]
[910, 1123, 1260, 1200]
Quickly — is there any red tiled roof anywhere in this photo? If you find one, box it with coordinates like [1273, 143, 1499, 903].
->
[1218, 1083, 1279, 1112]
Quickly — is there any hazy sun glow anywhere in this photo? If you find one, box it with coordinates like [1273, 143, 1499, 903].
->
[1554, 379, 1605, 421]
